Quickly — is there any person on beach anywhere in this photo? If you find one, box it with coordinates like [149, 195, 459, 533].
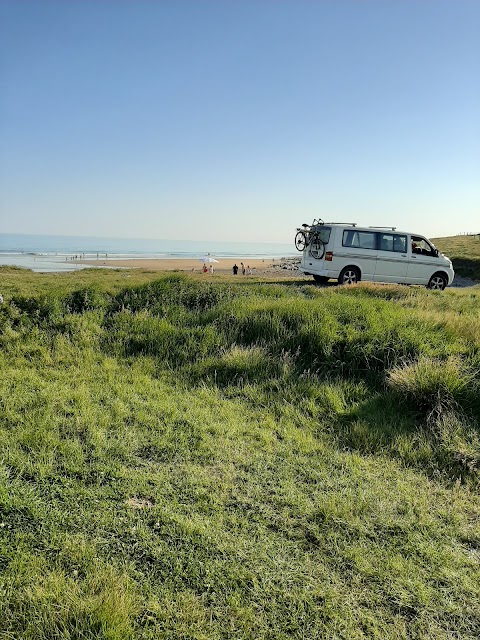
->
[247, 265, 252, 275]
[203, 263, 208, 273]
[232, 264, 238, 275]
[209, 264, 214, 274]
[241, 262, 245, 275]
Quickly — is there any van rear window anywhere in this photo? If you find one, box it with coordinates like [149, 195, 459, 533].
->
[313, 226, 331, 244]
[342, 230, 376, 250]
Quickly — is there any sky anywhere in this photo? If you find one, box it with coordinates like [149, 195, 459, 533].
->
[0, 0, 479, 243]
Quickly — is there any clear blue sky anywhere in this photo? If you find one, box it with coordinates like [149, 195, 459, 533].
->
[1, 0, 479, 242]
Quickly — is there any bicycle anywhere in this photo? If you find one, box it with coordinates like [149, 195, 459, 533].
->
[294, 218, 326, 259]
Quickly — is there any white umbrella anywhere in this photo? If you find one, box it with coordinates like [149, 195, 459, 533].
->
[198, 257, 219, 263]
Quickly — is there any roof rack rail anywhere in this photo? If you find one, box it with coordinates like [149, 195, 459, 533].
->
[369, 226, 397, 231]
[325, 222, 357, 227]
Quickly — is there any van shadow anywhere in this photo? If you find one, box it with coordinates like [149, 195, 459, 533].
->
[234, 278, 338, 288]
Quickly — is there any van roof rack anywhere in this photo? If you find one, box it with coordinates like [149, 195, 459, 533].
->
[325, 222, 357, 226]
[369, 226, 397, 231]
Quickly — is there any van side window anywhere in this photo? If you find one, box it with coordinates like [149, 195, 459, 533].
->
[379, 233, 407, 252]
[411, 236, 436, 256]
[343, 230, 376, 250]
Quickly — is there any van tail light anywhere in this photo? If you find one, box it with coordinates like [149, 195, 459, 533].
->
[325, 251, 333, 261]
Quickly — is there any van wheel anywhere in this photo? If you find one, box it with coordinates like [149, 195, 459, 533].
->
[313, 275, 329, 283]
[427, 273, 447, 290]
[338, 267, 360, 285]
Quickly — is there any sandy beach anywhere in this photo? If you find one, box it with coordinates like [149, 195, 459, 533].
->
[77, 256, 301, 276]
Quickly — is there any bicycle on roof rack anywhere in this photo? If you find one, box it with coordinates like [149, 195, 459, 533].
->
[294, 218, 326, 259]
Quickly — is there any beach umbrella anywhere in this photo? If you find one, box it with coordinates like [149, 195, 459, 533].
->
[198, 257, 219, 263]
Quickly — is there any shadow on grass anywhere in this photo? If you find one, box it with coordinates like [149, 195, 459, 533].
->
[179, 348, 480, 487]
[451, 257, 480, 281]
[335, 391, 480, 486]
[229, 277, 338, 288]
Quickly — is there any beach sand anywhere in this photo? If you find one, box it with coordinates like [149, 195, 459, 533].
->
[77, 257, 301, 276]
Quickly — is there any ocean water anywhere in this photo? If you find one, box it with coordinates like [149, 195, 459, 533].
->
[0, 233, 296, 272]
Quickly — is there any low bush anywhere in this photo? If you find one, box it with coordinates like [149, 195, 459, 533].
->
[387, 356, 478, 415]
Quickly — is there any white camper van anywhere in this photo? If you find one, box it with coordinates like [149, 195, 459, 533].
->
[295, 221, 455, 290]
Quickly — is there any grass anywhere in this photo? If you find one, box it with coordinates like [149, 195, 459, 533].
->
[433, 234, 480, 280]
[0, 268, 479, 638]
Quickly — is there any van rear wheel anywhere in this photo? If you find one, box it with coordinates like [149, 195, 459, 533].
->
[338, 267, 360, 285]
[427, 273, 447, 290]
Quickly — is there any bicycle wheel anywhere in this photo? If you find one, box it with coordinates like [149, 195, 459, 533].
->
[295, 231, 308, 251]
[309, 234, 325, 259]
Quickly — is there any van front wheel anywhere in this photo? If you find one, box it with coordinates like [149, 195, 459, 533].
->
[427, 273, 447, 290]
[338, 267, 360, 285]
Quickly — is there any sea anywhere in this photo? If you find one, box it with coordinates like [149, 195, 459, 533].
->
[0, 233, 296, 272]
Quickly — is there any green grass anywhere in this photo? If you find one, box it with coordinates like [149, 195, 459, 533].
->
[0, 269, 479, 639]
[433, 234, 480, 280]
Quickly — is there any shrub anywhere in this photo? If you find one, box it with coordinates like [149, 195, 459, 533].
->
[111, 275, 235, 315]
[103, 311, 223, 365]
[387, 356, 475, 414]
[65, 286, 110, 314]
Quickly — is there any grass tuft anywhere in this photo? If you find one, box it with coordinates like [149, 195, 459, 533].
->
[388, 356, 477, 414]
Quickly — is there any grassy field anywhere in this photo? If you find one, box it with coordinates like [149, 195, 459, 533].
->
[433, 235, 480, 280]
[0, 267, 479, 639]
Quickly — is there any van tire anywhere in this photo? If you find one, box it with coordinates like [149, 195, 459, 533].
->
[313, 275, 329, 283]
[338, 267, 360, 285]
[427, 272, 448, 290]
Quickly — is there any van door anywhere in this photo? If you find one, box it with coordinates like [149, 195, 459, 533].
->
[339, 229, 377, 280]
[374, 233, 409, 283]
[302, 226, 333, 273]
[406, 236, 441, 284]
